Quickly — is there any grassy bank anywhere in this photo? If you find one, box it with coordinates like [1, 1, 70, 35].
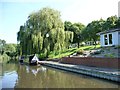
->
[48, 45, 100, 59]
[0, 45, 100, 63]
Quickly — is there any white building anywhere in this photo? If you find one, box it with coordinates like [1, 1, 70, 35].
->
[118, 1, 120, 17]
[85, 41, 100, 46]
[97, 28, 120, 47]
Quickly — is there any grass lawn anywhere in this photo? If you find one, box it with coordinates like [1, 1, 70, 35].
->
[48, 45, 101, 59]
[79, 45, 100, 50]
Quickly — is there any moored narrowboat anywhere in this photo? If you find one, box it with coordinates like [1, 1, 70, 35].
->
[29, 54, 39, 65]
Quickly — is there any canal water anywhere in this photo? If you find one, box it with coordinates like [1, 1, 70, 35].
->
[0, 63, 119, 88]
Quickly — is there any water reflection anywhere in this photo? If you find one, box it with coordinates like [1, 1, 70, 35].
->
[0, 64, 2, 76]
[0, 64, 2, 90]
[1, 63, 119, 88]
[1, 63, 18, 88]
[2, 71, 18, 88]
[15, 65, 49, 88]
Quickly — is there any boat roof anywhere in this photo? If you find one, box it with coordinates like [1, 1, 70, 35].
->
[32, 55, 39, 61]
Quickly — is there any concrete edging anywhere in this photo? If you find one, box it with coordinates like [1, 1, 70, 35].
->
[40, 61, 120, 83]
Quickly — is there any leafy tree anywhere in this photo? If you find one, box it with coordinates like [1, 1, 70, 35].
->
[5, 44, 17, 59]
[72, 23, 85, 48]
[0, 39, 6, 55]
[64, 31, 73, 49]
[103, 15, 118, 30]
[115, 17, 120, 28]
[64, 21, 85, 48]
[83, 19, 105, 47]
[17, 7, 73, 58]
[64, 21, 72, 31]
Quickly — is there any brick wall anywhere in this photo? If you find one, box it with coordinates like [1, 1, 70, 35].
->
[60, 57, 120, 69]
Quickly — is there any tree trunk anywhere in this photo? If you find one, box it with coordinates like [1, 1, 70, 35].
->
[77, 42, 80, 48]
[94, 40, 97, 48]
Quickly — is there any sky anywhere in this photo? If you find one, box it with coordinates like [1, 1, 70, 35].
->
[0, 0, 119, 44]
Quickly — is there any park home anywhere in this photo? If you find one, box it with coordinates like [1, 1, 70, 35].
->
[97, 28, 120, 47]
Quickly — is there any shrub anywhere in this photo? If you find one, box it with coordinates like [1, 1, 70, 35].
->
[39, 53, 46, 59]
[80, 44, 84, 47]
[114, 45, 120, 49]
[0, 54, 10, 63]
[118, 45, 120, 48]
[93, 50, 101, 55]
[106, 47, 110, 51]
[77, 49, 84, 55]
[104, 54, 114, 58]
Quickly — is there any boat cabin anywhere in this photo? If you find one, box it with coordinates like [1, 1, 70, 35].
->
[29, 54, 39, 65]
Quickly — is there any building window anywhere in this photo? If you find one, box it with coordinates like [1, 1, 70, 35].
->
[109, 34, 112, 44]
[104, 34, 108, 45]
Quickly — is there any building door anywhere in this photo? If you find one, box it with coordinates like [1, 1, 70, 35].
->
[104, 34, 108, 45]
[104, 33, 113, 46]
[108, 34, 113, 45]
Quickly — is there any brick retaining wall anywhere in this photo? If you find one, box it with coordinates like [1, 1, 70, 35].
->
[60, 57, 120, 69]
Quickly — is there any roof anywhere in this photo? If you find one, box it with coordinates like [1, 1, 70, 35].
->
[97, 28, 120, 35]
[32, 55, 39, 61]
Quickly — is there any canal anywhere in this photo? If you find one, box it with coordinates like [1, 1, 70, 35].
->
[0, 63, 119, 88]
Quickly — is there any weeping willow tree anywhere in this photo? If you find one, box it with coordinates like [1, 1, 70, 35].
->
[17, 7, 73, 57]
